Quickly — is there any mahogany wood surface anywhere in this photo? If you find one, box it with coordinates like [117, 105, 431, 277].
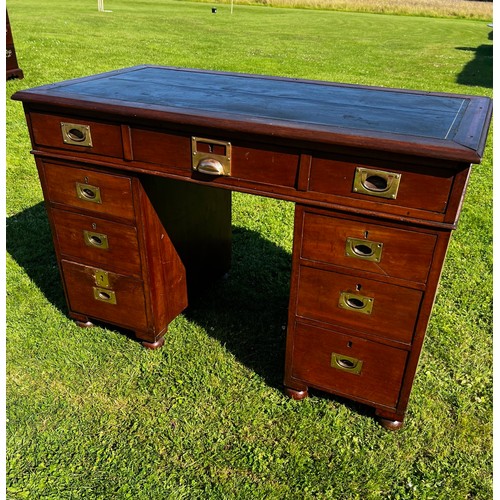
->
[12, 66, 492, 428]
[300, 209, 437, 284]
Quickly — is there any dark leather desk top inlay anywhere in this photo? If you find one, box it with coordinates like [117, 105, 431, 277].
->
[14, 65, 492, 163]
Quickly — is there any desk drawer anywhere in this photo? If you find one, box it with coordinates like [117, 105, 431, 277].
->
[61, 260, 148, 331]
[296, 266, 422, 344]
[52, 209, 141, 277]
[301, 211, 436, 283]
[309, 157, 453, 216]
[43, 162, 136, 222]
[30, 112, 123, 158]
[291, 322, 407, 408]
[131, 128, 300, 188]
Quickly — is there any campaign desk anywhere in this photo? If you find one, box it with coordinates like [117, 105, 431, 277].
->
[13, 66, 492, 429]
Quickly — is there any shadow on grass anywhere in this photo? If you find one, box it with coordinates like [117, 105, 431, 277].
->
[184, 224, 292, 390]
[6, 202, 67, 311]
[456, 31, 493, 88]
[6, 202, 290, 388]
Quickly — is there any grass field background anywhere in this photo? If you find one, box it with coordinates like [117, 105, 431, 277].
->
[6, 0, 493, 498]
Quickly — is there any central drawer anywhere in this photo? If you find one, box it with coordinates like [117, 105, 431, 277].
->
[51, 209, 142, 277]
[296, 265, 423, 344]
[130, 127, 300, 188]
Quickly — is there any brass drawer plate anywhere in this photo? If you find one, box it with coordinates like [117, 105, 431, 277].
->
[345, 237, 383, 262]
[192, 137, 231, 176]
[339, 291, 374, 315]
[83, 230, 109, 250]
[353, 167, 401, 199]
[331, 352, 363, 375]
[93, 286, 117, 305]
[61, 122, 93, 147]
[75, 182, 102, 204]
[94, 269, 110, 288]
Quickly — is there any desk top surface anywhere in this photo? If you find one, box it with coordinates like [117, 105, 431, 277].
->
[13, 65, 492, 163]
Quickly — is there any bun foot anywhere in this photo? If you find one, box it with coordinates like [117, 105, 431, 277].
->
[378, 417, 404, 431]
[75, 319, 94, 328]
[284, 387, 309, 400]
[140, 336, 165, 350]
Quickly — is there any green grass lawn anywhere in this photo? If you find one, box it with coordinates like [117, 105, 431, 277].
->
[6, 1, 493, 498]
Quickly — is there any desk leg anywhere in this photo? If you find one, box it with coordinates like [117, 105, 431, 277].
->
[141, 337, 165, 350]
[284, 387, 309, 400]
[375, 409, 404, 430]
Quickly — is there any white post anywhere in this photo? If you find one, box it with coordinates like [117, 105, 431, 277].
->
[98, 0, 111, 13]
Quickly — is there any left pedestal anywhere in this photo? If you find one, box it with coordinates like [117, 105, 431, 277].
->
[36, 158, 190, 347]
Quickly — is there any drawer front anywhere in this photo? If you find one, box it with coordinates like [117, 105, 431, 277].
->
[291, 322, 407, 408]
[43, 162, 135, 221]
[130, 127, 192, 171]
[301, 212, 437, 283]
[297, 266, 422, 343]
[230, 142, 299, 188]
[51, 209, 141, 277]
[30, 113, 123, 158]
[309, 157, 453, 215]
[61, 260, 148, 331]
[131, 128, 300, 189]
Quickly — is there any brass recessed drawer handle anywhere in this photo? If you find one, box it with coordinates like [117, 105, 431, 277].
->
[192, 136, 231, 176]
[76, 182, 102, 204]
[331, 352, 363, 375]
[61, 122, 93, 147]
[83, 230, 109, 249]
[339, 292, 374, 315]
[196, 158, 225, 176]
[345, 237, 383, 262]
[353, 167, 401, 199]
[93, 286, 116, 305]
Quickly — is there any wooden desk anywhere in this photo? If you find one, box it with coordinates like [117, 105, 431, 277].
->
[12, 66, 492, 429]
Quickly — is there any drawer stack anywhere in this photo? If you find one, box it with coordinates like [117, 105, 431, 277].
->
[284, 160, 457, 428]
[35, 152, 189, 347]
